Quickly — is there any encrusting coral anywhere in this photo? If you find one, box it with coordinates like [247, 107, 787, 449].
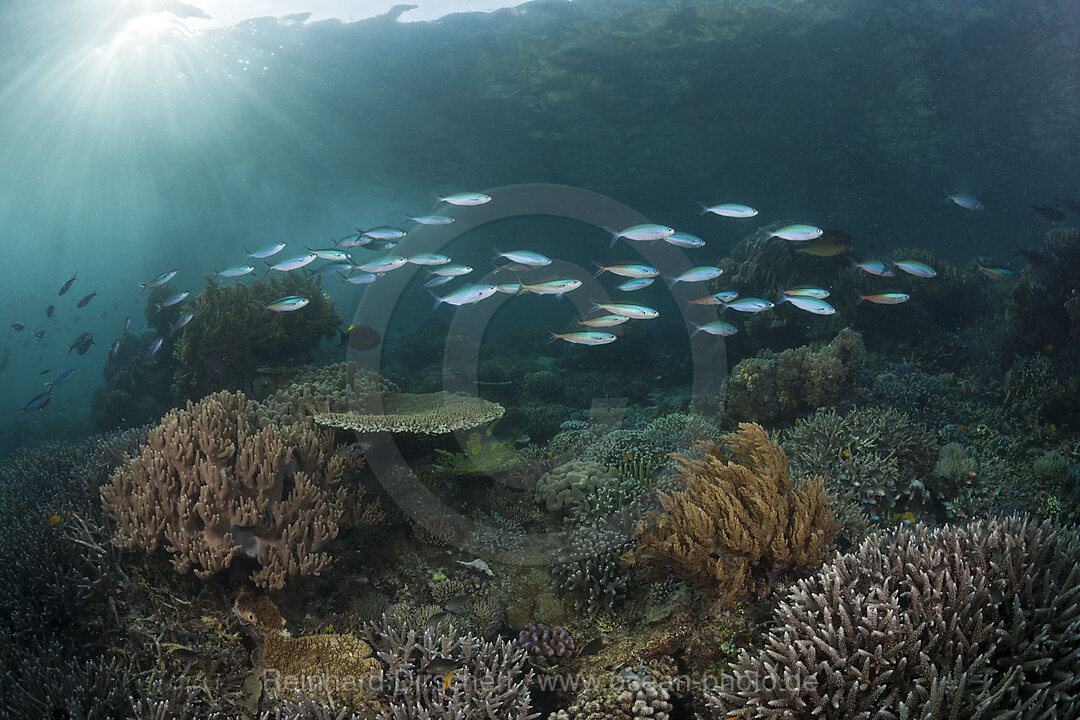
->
[101, 390, 381, 590]
[625, 423, 838, 605]
[709, 515, 1080, 719]
[535, 460, 619, 514]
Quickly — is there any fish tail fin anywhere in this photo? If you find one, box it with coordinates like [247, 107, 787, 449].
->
[591, 261, 607, 277]
[258, 302, 268, 319]
[263, 260, 272, 277]
[775, 284, 790, 303]
[855, 294, 865, 306]
[546, 329, 560, 343]
[242, 245, 252, 255]
[138, 283, 147, 294]
[604, 227, 620, 247]
[663, 275, 677, 288]
[697, 201, 709, 215]
[429, 290, 443, 310]
[588, 299, 603, 314]
[689, 322, 703, 337]
[153, 303, 162, 313]
[338, 328, 348, 346]
[683, 298, 696, 312]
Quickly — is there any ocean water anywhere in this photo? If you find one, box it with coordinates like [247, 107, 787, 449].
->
[2, 0, 1080, 717]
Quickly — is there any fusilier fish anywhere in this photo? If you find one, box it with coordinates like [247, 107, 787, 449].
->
[857, 292, 910, 305]
[359, 226, 408, 239]
[763, 224, 824, 242]
[21, 391, 51, 414]
[436, 192, 492, 206]
[305, 247, 353, 262]
[335, 234, 369, 247]
[548, 330, 617, 346]
[493, 283, 522, 295]
[139, 269, 178, 292]
[976, 259, 1017, 279]
[609, 224, 675, 246]
[592, 263, 659, 278]
[243, 242, 286, 258]
[891, 260, 937, 278]
[429, 264, 473, 277]
[58, 273, 77, 296]
[76, 291, 98, 308]
[10, 322, 24, 331]
[780, 286, 830, 299]
[690, 320, 738, 336]
[309, 263, 353, 277]
[776, 291, 836, 315]
[669, 266, 723, 285]
[617, 278, 654, 291]
[430, 284, 499, 308]
[147, 337, 164, 358]
[423, 275, 455, 288]
[589, 302, 659, 319]
[698, 203, 758, 218]
[67, 332, 94, 355]
[155, 291, 189, 312]
[122, 316, 132, 334]
[264, 253, 317, 275]
[356, 256, 407, 273]
[214, 264, 256, 279]
[520, 279, 582, 296]
[33, 329, 46, 339]
[51, 368, 77, 387]
[261, 296, 311, 315]
[579, 314, 630, 327]
[493, 250, 551, 266]
[404, 213, 455, 225]
[46, 305, 55, 318]
[108, 338, 122, 361]
[407, 254, 452, 265]
[363, 240, 399, 252]
[850, 260, 895, 277]
[664, 232, 706, 248]
[170, 312, 194, 335]
[686, 291, 738, 308]
[720, 298, 774, 313]
[342, 272, 377, 285]
[948, 194, 984, 211]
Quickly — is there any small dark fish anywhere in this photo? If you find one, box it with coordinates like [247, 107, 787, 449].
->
[33, 329, 46, 339]
[338, 324, 382, 352]
[1015, 247, 1052, 266]
[424, 658, 464, 674]
[46, 305, 55, 318]
[58, 273, 77, 296]
[1056, 198, 1080, 216]
[443, 594, 471, 612]
[791, 228, 852, 257]
[122, 316, 132, 334]
[21, 391, 52, 414]
[1031, 202, 1066, 222]
[108, 338, 122, 362]
[424, 611, 453, 627]
[39, 368, 50, 375]
[10, 322, 24, 331]
[604, 662, 626, 672]
[578, 638, 604, 657]
[988, 585, 1003, 604]
[76, 291, 98, 308]
[67, 332, 94, 356]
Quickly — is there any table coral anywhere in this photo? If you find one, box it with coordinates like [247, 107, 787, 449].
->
[625, 423, 838, 605]
[314, 392, 504, 435]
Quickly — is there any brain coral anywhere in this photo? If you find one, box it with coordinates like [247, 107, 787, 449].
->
[535, 460, 618, 515]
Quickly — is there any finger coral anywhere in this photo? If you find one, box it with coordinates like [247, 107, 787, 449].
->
[708, 515, 1080, 719]
[101, 390, 381, 590]
[625, 423, 838, 605]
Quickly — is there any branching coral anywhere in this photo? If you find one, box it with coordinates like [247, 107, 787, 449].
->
[552, 521, 639, 614]
[708, 515, 1080, 719]
[625, 423, 838, 605]
[102, 390, 381, 590]
[725, 328, 864, 424]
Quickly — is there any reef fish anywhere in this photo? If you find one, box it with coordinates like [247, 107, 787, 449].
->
[776, 292, 836, 315]
[493, 283, 522, 295]
[170, 312, 194, 335]
[780, 286, 830, 299]
[342, 272, 377, 285]
[404, 213, 455, 225]
[76, 291, 97, 308]
[578, 314, 630, 328]
[33, 329, 46, 339]
[548, 330, 617, 346]
[609, 223, 675, 246]
[360, 225, 408, 239]
[763, 224, 823, 242]
[792, 229, 851, 257]
[356, 256, 408, 274]
[10, 322, 23, 331]
[686, 291, 738, 308]
[436, 192, 491, 206]
[592, 263, 659, 278]
[589, 302, 659, 320]
[67, 332, 94, 355]
[58, 273, 77, 296]
[493, 250, 551, 267]
[46, 305, 54, 318]
[21, 391, 51, 414]
[948, 194, 984, 211]
[857, 292, 911, 305]
[265, 253, 317, 274]
[721, 298, 774, 313]
[338, 324, 382, 351]
[147, 337, 164, 358]
[155, 291, 189, 311]
[214, 264, 256, 278]
[430, 285, 499, 308]
[521, 279, 582, 296]
[305, 247, 353, 262]
[1031, 202, 1066, 222]
[407, 254, 452, 266]
[429, 264, 473, 277]
[108, 338, 122, 361]
[139, 269, 178, 292]
[122, 316, 132, 334]
[698, 202, 758, 218]
[690, 320, 738, 336]
[617, 278, 654, 291]
[669, 266, 723, 285]
[850, 260, 895, 277]
[262, 296, 311, 314]
[50, 368, 77, 387]
[891, 260, 937, 278]
[243, 242, 286, 259]
[976, 259, 1018, 279]
[664, 232, 706, 248]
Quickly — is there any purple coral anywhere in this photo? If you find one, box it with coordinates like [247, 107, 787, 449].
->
[518, 622, 575, 664]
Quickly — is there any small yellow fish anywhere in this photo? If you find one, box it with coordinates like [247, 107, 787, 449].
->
[956, 424, 967, 432]
[842, 449, 851, 458]
[47, 514, 61, 527]
[900, 511, 915, 523]
[442, 669, 456, 691]
[1045, 344, 1054, 352]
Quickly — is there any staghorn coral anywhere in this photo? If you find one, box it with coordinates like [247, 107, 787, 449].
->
[362, 616, 536, 720]
[315, 393, 504, 435]
[625, 423, 838, 605]
[551, 521, 639, 614]
[783, 406, 937, 515]
[102, 390, 381, 590]
[725, 328, 865, 424]
[708, 515, 1080, 719]
[535, 460, 618, 514]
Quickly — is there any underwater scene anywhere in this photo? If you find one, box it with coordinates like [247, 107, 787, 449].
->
[3, 0, 1080, 717]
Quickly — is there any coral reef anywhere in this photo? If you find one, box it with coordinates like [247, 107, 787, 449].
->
[725, 328, 865, 424]
[518, 622, 575, 666]
[362, 617, 536, 720]
[551, 521, 639, 614]
[534, 460, 619, 514]
[260, 362, 398, 426]
[91, 329, 176, 431]
[102, 390, 381, 590]
[626, 423, 838, 605]
[315, 393, 504, 435]
[784, 406, 937, 514]
[551, 667, 673, 720]
[709, 516, 1080, 719]
[172, 274, 342, 402]
[1006, 227, 1080, 351]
